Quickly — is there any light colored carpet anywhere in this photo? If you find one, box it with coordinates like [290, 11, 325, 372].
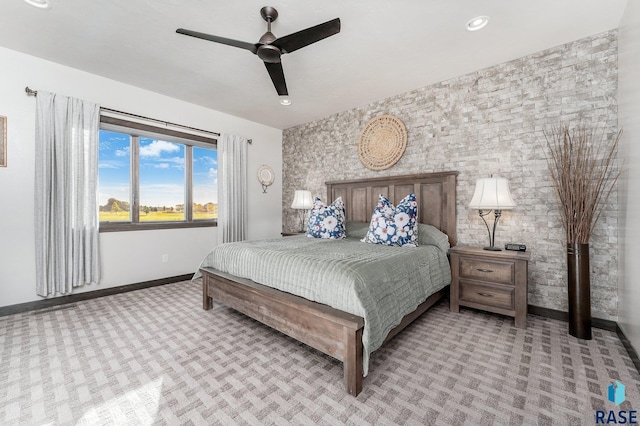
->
[1, 280, 638, 425]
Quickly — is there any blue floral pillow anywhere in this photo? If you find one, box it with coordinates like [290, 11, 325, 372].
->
[362, 193, 418, 247]
[306, 196, 346, 239]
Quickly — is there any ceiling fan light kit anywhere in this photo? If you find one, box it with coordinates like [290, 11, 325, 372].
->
[177, 7, 340, 97]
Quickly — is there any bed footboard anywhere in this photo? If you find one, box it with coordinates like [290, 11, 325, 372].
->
[201, 267, 365, 396]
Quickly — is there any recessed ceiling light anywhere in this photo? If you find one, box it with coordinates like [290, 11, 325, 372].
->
[280, 98, 291, 106]
[466, 16, 489, 32]
[24, 0, 50, 9]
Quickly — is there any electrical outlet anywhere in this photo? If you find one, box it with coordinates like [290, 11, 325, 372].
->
[162, 254, 169, 263]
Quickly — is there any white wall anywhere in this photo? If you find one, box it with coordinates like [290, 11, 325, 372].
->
[0, 46, 282, 307]
[618, 2, 640, 353]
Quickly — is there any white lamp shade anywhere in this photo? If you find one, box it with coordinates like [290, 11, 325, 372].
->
[291, 190, 313, 209]
[469, 177, 516, 210]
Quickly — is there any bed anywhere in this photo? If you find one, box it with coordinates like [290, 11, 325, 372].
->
[197, 172, 458, 396]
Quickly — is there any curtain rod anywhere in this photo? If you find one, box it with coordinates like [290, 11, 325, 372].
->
[24, 86, 252, 144]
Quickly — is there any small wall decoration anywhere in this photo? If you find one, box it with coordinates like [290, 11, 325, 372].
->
[358, 114, 407, 171]
[257, 164, 275, 193]
[0, 115, 6, 167]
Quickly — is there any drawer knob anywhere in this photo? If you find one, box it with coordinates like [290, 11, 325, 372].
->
[476, 268, 494, 273]
[478, 292, 493, 297]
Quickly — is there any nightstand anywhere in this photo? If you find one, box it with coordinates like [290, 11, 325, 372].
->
[281, 231, 305, 237]
[449, 246, 531, 329]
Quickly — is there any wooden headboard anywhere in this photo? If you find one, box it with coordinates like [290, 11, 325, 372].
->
[326, 171, 458, 246]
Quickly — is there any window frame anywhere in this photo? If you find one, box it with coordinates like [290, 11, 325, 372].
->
[98, 116, 218, 233]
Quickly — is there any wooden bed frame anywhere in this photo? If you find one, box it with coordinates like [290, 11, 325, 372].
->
[201, 171, 458, 396]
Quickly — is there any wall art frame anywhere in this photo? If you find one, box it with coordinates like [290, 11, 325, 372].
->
[257, 164, 275, 193]
[0, 115, 6, 167]
[358, 114, 407, 171]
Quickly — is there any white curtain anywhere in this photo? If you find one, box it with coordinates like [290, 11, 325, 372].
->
[217, 133, 248, 243]
[34, 91, 101, 297]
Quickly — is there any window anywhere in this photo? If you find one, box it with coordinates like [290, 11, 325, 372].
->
[138, 137, 185, 222]
[192, 146, 218, 220]
[98, 116, 217, 231]
[99, 130, 132, 222]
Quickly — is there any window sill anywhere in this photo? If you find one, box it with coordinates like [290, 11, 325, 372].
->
[99, 220, 217, 233]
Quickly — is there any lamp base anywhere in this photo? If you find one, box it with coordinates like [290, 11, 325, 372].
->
[477, 209, 505, 253]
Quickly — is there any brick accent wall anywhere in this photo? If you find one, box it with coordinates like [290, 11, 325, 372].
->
[282, 31, 619, 320]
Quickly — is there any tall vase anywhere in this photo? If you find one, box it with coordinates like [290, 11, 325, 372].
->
[566, 243, 592, 340]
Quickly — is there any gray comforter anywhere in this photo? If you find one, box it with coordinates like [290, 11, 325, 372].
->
[194, 224, 451, 375]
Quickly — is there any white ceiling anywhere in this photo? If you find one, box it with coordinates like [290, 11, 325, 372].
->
[1, 0, 628, 130]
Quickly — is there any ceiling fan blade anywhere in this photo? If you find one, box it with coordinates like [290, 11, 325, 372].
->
[264, 62, 288, 96]
[176, 28, 258, 54]
[271, 18, 340, 54]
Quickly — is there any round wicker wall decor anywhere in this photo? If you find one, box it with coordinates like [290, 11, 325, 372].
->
[358, 114, 407, 170]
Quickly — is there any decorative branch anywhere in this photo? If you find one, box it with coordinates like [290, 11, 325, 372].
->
[541, 121, 622, 244]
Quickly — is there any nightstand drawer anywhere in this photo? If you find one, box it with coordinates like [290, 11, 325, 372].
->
[459, 257, 514, 285]
[459, 280, 515, 310]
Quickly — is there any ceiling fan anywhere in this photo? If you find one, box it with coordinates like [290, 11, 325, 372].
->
[176, 7, 341, 97]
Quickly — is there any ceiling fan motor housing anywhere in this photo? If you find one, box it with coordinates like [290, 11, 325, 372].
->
[257, 44, 282, 63]
[258, 30, 281, 63]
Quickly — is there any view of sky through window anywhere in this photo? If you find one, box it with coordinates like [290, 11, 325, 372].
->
[98, 130, 217, 222]
[139, 137, 185, 215]
[98, 130, 131, 221]
[193, 146, 218, 219]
